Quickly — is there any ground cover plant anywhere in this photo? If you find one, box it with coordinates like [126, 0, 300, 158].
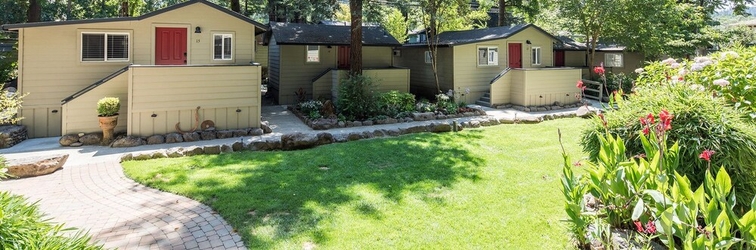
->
[123, 118, 588, 249]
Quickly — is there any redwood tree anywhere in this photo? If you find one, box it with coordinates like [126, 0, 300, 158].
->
[27, 0, 40, 22]
[349, 0, 363, 76]
[231, 0, 241, 13]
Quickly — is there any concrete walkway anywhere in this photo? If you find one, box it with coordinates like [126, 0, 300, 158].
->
[0, 102, 602, 249]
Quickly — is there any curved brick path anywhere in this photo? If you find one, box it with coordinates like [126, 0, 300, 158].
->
[0, 161, 246, 250]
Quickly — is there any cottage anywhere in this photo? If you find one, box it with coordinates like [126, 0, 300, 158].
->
[396, 24, 583, 107]
[554, 36, 645, 76]
[266, 22, 409, 105]
[2, 0, 266, 138]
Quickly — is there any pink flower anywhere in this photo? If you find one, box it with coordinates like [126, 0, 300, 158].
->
[699, 149, 715, 162]
[659, 109, 672, 124]
[633, 221, 644, 233]
[642, 126, 650, 136]
[645, 220, 657, 234]
[593, 65, 605, 76]
[640, 113, 655, 126]
[576, 80, 586, 90]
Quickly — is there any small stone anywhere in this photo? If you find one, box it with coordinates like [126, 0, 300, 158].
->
[59, 134, 80, 146]
[249, 128, 264, 136]
[146, 135, 165, 145]
[261, 122, 273, 133]
[79, 133, 103, 145]
[203, 145, 222, 154]
[165, 133, 184, 143]
[200, 131, 217, 140]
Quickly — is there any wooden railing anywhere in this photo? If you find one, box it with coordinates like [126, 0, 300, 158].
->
[581, 79, 603, 102]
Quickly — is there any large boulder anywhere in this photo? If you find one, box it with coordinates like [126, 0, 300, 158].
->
[216, 130, 234, 139]
[430, 123, 452, 133]
[5, 154, 68, 178]
[249, 128, 264, 136]
[59, 134, 80, 146]
[79, 133, 103, 145]
[200, 131, 217, 140]
[0, 125, 27, 148]
[316, 133, 334, 145]
[576, 106, 596, 118]
[261, 121, 273, 133]
[146, 135, 165, 145]
[111, 136, 145, 148]
[203, 145, 222, 154]
[182, 132, 200, 142]
[281, 132, 318, 150]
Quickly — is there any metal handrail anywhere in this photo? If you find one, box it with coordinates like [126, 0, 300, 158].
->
[61, 65, 130, 104]
[489, 67, 512, 85]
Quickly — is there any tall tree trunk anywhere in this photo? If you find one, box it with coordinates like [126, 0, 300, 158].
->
[349, 0, 363, 76]
[268, 0, 276, 21]
[66, 0, 72, 20]
[498, 0, 506, 27]
[120, 0, 129, 17]
[27, 0, 41, 22]
[231, 0, 241, 13]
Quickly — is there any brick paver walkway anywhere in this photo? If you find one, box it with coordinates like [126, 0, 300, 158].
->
[0, 161, 246, 250]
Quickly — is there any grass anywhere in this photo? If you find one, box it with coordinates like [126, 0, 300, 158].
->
[122, 118, 588, 249]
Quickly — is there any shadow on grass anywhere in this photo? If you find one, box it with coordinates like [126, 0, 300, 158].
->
[134, 131, 486, 248]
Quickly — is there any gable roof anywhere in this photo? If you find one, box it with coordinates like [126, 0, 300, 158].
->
[1, 0, 266, 33]
[404, 24, 558, 47]
[269, 22, 401, 47]
[553, 36, 626, 52]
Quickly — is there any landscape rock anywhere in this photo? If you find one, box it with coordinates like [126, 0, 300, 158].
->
[5, 154, 68, 178]
[146, 135, 165, 145]
[405, 125, 429, 134]
[469, 121, 481, 128]
[120, 153, 133, 162]
[316, 133, 334, 145]
[166, 148, 185, 158]
[184, 146, 204, 156]
[386, 128, 401, 136]
[430, 123, 452, 133]
[132, 152, 153, 161]
[216, 130, 234, 139]
[79, 133, 103, 145]
[519, 116, 543, 124]
[261, 121, 273, 133]
[372, 130, 386, 137]
[576, 106, 596, 118]
[59, 134, 80, 146]
[347, 132, 362, 141]
[232, 130, 247, 137]
[203, 145, 221, 155]
[200, 131, 217, 140]
[70, 142, 83, 147]
[182, 132, 200, 142]
[353, 121, 362, 127]
[249, 128, 264, 136]
[151, 151, 167, 159]
[0, 125, 27, 148]
[111, 136, 145, 148]
[412, 112, 435, 121]
[311, 119, 337, 130]
[232, 141, 245, 151]
[337, 121, 346, 127]
[221, 145, 233, 153]
[165, 133, 184, 143]
[363, 120, 373, 126]
[281, 133, 318, 150]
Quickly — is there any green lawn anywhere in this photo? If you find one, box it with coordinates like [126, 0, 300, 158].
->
[122, 118, 588, 249]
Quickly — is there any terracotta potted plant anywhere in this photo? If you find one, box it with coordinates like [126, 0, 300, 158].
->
[97, 97, 120, 145]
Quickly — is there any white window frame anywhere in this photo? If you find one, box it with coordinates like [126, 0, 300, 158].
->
[477, 46, 499, 66]
[604, 53, 624, 68]
[80, 32, 130, 62]
[212, 33, 233, 61]
[306, 45, 320, 63]
[425, 51, 433, 64]
[531, 47, 541, 65]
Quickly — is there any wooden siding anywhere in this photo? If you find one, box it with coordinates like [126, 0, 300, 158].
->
[312, 69, 333, 100]
[16, 2, 258, 137]
[127, 65, 260, 136]
[510, 68, 581, 106]
[255, 34, 268, 67]
[394, 47, 454, 100]
[19, 107, 61, 138]
[563, 51, 586, 67]
[489, 71, 512, 105]
[563, 51, 645, 76]
[61, 73, 129, 135]
[272, 43, 394, 104]
[268, 36, 281, 102]
[330, 68, 410, 103]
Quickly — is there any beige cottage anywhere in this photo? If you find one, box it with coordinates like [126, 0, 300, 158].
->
[266, 22, 409, 105]
[554, 36, 645, 76]
[396, 24, 582, 107]
[2, 0, 266, 138]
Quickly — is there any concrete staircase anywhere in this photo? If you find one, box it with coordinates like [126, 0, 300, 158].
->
[475, 92, 491, 107]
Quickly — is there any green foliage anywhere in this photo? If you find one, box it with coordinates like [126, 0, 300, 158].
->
[337, 74, 377, 120]
[96, 97, 120, 117]
[0, 84, 26, 125]
[0, 155, 7, 180]
[604, 72, 635, 94]
[375, 90, 415, 118]
[381, 7, 409, 43]
[582, 82, 756, 210]
[415, 99, 436, 112]
[0, 191, 103, 249]
[563, 130, 756, 249]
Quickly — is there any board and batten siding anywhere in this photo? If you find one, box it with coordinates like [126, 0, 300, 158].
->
[394, 46, 454, 100]
[14, 2, 259, 137]
[489, 71, 512, 105]
[127, 65, 260, 136]
[61, 73, 129, 135]
[509, 68, 581, 106]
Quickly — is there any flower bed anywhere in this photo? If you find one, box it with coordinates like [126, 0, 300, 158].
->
[288, 105, 487, 130]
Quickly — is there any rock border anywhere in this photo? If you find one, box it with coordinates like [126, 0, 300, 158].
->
[287, 105, 488, 130]
[120, 112, 583, 162]
[493, 102, 585, 112]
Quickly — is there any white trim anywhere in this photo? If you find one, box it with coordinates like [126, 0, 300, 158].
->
[80, 32, 131, 62]
[531, 47, 541, 65]
[212, 33, 234, 61]
[306, 45, 320, 63]
[424, 51, 432, 64]
[477, 46, 498, 66]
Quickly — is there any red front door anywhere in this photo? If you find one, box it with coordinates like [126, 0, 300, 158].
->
[338, 46, 350, 69]
[508, 43, 522, 68]
[155, 27, 187, 65]
[554, 50, 565, 67]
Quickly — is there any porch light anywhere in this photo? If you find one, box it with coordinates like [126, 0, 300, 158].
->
[195, 26, 202, 33]
[526, 40, 532, 44]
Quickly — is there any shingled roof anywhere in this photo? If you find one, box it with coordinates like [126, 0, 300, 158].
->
[269, 22, 401, 46]
[1, 0, 266, 33]
[553, 36, 626, 52]
[405, 24, 558, 47]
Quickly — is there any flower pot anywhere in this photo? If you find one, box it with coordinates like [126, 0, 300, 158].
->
[98, 115, 118, 145]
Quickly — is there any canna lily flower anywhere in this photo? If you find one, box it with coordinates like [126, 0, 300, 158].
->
[576, 80, 586, 90]
[699, 149, 715, 162]
[593, 65, 605, 76]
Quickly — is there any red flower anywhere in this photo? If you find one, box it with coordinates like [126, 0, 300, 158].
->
[576, 80, 586, 90]
[598, 113, 607, 127]
[699, 149, 715, 162]
[659, 109, 672, 123]
[573, 161, 582, 167]
[642, 126, 650, 136]
[594, 65, 606, 76]
[633, 221, 644, 232]
[645, 220, 657, 234]
[640, 113, 654, 126]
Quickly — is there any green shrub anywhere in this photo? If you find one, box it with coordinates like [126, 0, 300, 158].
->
[415, 99, 435, 113]
[96, 97, 120, 117]
[376, 91, 415, 117]
[605, 72, 634, 94]
[581, 83, 756, 210]
[298, 100, 322, 115]
[636, 47, 756, 119]
[0, 155, 7, 179]
[337, 74, 377, 120]
[0, 84, 26, 125]
[0, 191, 103, 249]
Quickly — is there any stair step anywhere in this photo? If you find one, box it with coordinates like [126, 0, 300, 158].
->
[483, 92, 490, 98]
[475, 100, 491, 107]
[479, 96, 490, 102]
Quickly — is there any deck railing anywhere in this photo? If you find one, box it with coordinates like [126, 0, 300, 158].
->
[581, 79, 604, 101]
